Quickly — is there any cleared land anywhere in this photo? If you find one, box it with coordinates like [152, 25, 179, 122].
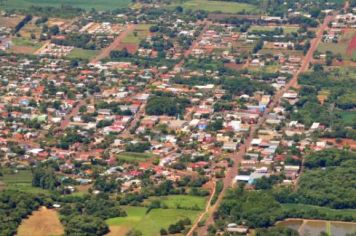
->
[106, 206, 200, 236]
[9, 37, 43, 54]
[122, 24, 153, 44]
[168, 0, 258, 14]
[318, 29, 356, 59]
[0, 0, 132, 11]
[249, 25, 299, 34]
[17, 207, 64, 236]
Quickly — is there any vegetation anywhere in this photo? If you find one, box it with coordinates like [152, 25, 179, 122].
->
[146, 93, 190, 116]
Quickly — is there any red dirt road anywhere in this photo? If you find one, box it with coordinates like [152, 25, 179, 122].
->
[191, 12, 337, 236]
[91, 24, 135, 63]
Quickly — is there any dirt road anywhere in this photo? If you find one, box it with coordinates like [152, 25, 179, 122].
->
[91, 24, 135, 63]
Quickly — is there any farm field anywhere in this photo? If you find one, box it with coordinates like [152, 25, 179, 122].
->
[0, 16, 23, 28]
[17, 207, 64, 236]
[117, 152, 155, 162]
[167, 0, 258, 14]
[0, 169, 47, 193]
[0, 0, 132, 11]
[106, 206, 200, 236]
[67, 48, 99, 60]
[144, 195, 207, 210]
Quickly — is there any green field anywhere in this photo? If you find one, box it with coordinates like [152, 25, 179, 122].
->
[107, 206, 200, 236]
[122, 24, 153, 44]
[117, 152, 155, 162]
[67, 48, 99, 60]
[11, 37, 42, 49]
[282, 203, 356, 218]
[168, 0, 258, 14]
[0, 169, 47, 194]
[337, 110, 356, 126]
[0, 0, 132, 11]
[318, 30, 356, 59]
[249, 25, 299, 34]
[144, 195, 207, 210]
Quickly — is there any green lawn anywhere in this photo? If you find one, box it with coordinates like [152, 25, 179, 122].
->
[145, 195, 207, 210]
[0, 0, 132, 11]
[107, 206, 200, 236]
[67, 48, 99, 60]
[117, 152, 155, 162]
[0, 169, 47, 194]
[168, 0, 258, 14]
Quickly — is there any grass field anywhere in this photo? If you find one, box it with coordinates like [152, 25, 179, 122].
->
[337, 110, 356, 126]
[9, 37, 43, 54]
[67, 48, 99, 60]
[0, 169, 47, 194]
[117, 152, 155, 162]
[0, 0, 132, 11]
[249, 25, 299, 34]
[122, 24, 153, 45]
[318, 30, 356, 60]
[17, 207, 64, 236]
[168, 0, 258, 14]
[107, 206, 200, 236]
[282, 204, 356, 218]
[144, 195, 207, 210]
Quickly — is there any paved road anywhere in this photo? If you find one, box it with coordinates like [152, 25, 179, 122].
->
[193, 12, 337, 236]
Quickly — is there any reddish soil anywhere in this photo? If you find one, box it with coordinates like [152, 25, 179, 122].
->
[119, 43, 138, 54]
[346, 32, 356, 56]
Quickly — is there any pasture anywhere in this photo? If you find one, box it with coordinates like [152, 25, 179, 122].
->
[106, 206, 200, 236]
[168, 0, 258, 14]
[122, 24, 153, 45]
[144, 195, 207, 210]
[0, 0, 132, 11]
[0, 169, 47, 193]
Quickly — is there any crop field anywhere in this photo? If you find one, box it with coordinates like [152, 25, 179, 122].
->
[0, 0, 132, 11]
[144, 195, 207, 210]
[168, 0, 258, 14]
[106, 206, 200, 236]
[0, 169, 47, 193]
[17, 207, 64, 236]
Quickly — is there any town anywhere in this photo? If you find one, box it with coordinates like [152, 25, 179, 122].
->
[0, 0, 355, 236]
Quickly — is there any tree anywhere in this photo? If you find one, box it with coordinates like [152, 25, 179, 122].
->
[65, 215, 109, 236]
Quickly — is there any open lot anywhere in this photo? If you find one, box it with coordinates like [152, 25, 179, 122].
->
[106, 206, 200, 236]
[249, 25, 299, 34]
[9, 37, 43, 54]
[0, 16, 23, 28]
[67, 48, 99, 60]
[167, 0, 258, 14]
[122, 24, 153, 45]
[0, 0, 132, 11]
[17, 207, 64, 236]
[117, 152, 155, 162]
[318, 29, 356, 60]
